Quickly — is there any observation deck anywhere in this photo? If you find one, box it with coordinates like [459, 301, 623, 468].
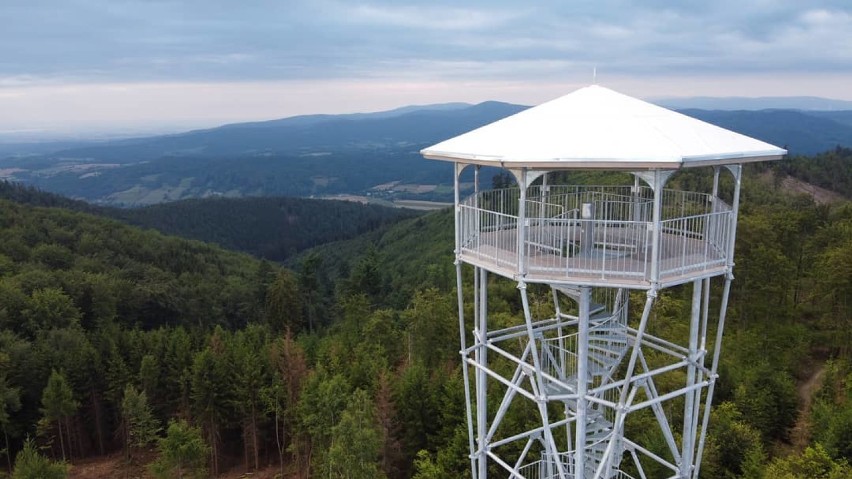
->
[456, 184, 733, 289]
[422, 85, 786, 479]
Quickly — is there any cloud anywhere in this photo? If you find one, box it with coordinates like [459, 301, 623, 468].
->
[3, 0, 850, 85]
[1, 0, 852, 135]
[345, 3, 521, 31]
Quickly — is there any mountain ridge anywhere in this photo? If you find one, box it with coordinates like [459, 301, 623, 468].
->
[2, 100, 852, 206]
[657, 95, 852, 111]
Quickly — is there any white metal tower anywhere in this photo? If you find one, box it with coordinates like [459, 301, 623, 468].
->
[421, 86, 786, 479]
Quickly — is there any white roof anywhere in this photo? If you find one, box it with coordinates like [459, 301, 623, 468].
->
[421, 85, 786, 170]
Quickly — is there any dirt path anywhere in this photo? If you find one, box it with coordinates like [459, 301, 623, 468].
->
[757, 171, 846, 205]
[789, 363, 827, 451]
[68, 452, 283, 479]
[780, 176, 845, 205]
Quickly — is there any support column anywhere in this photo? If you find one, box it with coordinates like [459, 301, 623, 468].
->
[574, 286, 591, 477]
[688, 278, 712, 470]
[456, 262, 477, 479]
[454, 162, 462, 259]
[681, 279, 702, 477]
[693, 278, 733, 479]
[477, 268, 488, 478]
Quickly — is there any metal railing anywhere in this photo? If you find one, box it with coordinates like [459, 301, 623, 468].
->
[458, 186, 733, 283]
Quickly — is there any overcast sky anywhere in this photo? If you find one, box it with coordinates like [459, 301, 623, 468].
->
[2, 0, 851, 138]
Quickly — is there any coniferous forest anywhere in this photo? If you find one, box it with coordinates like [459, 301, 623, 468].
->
[0, 154, 851, 478]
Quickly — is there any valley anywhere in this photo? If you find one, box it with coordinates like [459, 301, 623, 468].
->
[0, 102, 851, 479]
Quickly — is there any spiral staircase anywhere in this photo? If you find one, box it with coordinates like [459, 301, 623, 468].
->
[517, 287, 633, 479]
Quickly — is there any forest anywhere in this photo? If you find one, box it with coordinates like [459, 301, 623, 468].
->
[0, 151, 851, 478]
[0, 181, 418, 262]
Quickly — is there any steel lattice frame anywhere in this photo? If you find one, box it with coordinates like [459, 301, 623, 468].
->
[451, 164, 744, 479]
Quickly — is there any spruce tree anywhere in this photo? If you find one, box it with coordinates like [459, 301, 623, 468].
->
[12, 438, 66, 479]
[0, 354, 21, 474]
[40, 370, 77, 461]
[121, 384, 160, 456]
[149, 420, 209, 479]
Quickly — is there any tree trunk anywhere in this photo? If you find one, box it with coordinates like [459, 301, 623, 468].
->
[274, 410, 283, 476]
[90, 388, 105, 455]
[66, 416, 76, 460]
[57, 419, 66, 462]
[252, 404, 259, 471]
[4, 426, 11, 474]
[243, 422, 248, 472]
[209, 418, 218, 476]
[304, 441, 312, 479]
[123, 416, 130, 461]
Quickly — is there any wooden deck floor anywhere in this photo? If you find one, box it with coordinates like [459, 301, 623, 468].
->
[460, 228, 728, 288]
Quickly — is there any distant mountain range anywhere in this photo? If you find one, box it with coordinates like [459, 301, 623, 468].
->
[657, 96, 852, 111]
[2, 99, 851, 206]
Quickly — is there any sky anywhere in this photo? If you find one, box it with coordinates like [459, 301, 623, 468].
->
[1, 0, 851, 139]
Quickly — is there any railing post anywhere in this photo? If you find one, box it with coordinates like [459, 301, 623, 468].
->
[517, 170, 528, 276]
[581, 202, 596, 258]
[474, 166, 480, 259]
[632, 175, 642, 222]
[454, 162, 462, 260]
[725, 165, 742, 268]
[650, 171, 663, 285]
[712, 166, 720, 200]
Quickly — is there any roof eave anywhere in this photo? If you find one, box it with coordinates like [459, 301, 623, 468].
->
[421, 150, 787, 170]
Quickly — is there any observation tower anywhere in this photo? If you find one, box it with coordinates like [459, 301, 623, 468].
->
[421, 85, 786, 479]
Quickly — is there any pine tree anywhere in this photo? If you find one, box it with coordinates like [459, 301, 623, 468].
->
[12, 438, 66, 479]
[138, 353, 162, 417]
[121, 384, 160, 457]
[264, 270, 303, 333]
[269, 331, 308, 474]
[190, 342, 231, 476]
[149, 420, 209, 479]
[325, 389, 386, 479]
[40, 370, 77, 462]
[297, 370, 351, 477]
[230, 326, 269, 471]
[375, 371, 403, 477]
[0, 353, 22, 474]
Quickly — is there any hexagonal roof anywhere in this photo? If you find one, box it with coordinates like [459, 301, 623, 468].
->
[421, 85, 786, 170]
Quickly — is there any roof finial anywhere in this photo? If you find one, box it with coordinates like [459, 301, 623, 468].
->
[593, 66, 597, 85]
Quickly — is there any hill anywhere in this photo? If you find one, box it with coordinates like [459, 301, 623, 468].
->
[0, 198, 271, 333]
[658, 95, 852, 111]
[289, 205, 455, 307]
[115, 196, 420, 261]
[0, 180, 419, 262]
[683, 109, 852, 155]
[774, 147, 852, 197]
[0, 102, 526, 205]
